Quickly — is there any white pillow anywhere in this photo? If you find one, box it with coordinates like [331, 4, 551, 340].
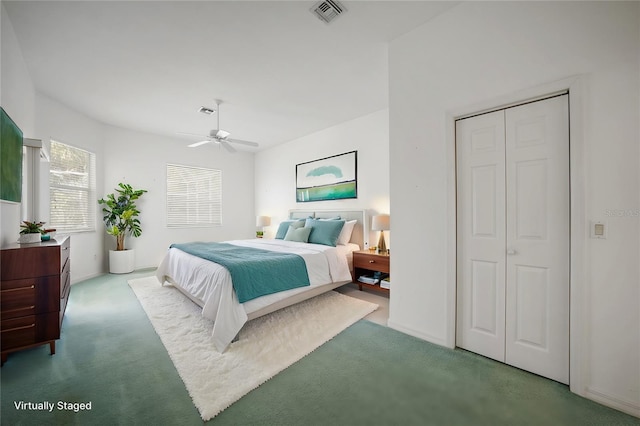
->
[337, 220, 357, 245]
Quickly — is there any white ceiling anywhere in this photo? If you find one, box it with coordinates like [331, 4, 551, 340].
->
[4, 1, 457, 151]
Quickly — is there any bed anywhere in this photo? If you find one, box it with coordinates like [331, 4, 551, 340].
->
[155, 210, 368, 352]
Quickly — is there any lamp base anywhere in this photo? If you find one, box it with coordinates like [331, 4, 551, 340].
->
[377, 231, 387, 254]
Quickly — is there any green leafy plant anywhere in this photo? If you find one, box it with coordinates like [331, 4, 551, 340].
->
[98, 183, 147, 251]
[20, 220, 46, 234]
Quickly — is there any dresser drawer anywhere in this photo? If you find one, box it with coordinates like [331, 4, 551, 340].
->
[1, 315, 36, 349]
[1, 276, 60, 320]
[1, 236, 69, 280]
[0, 281, 36, 319]
[60, 272, 71, 325]
[60, 258, 70, 299]
[353, 252, 390, 273]
[59, 237, 70, 274]
[1, 312, 60, 350]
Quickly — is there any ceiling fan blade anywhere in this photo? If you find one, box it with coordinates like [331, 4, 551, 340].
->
[188, 140, 211, 148]
[227, 138, 259, 148]
[220, 140, 237, 153]
[216, 129, 230, 139]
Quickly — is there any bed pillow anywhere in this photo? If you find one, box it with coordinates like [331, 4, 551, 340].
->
[275, 220, 304, 239]
[337, 220, 357, 245]
[283, 225, 312, 243]
[304, 218, 345, 247]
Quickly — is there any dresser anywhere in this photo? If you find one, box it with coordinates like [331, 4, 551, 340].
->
[1, 236, 70, 365]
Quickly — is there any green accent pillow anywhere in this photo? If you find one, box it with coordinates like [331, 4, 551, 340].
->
[275, 220, 304, 239]
[304, 218, 345, 247]
[284, 225, 312, 243]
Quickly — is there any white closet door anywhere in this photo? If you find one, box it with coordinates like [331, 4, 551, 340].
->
[456, 95, 570, 384]
[504, 95, 569, 384]
[456, 110, 506, 362]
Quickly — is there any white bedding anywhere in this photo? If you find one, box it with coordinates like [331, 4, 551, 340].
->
[155, 239, 359, 351]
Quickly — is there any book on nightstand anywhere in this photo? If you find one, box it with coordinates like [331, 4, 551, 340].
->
[358, 275, 378, 285]
[380, 278, 390, 289]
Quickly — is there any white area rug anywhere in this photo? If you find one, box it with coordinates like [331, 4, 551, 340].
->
[128, 276, 378, 421]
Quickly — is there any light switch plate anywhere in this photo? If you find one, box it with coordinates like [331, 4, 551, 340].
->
[590, 220, 607, 239]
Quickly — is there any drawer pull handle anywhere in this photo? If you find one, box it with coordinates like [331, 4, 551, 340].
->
[1, 285, 35, 293]
[369, 260, 375, 263]
[2, 323, 35, 333]
[3, 306, 35, 314]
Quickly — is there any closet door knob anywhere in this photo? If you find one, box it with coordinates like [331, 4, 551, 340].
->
[507, 249, 517, 255]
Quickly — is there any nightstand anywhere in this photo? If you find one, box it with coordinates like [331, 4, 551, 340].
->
[352, 250, 390, 294]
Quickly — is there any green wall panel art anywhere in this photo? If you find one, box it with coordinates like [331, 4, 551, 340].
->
[1, 108, 24, 203]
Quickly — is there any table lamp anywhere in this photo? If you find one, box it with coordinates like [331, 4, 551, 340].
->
[256, 216, 271, 238]
[372, 214, 390, 254]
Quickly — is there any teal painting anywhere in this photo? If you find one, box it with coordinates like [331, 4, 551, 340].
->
[296, 151, 357, 202]
[0, 108, 23, 203]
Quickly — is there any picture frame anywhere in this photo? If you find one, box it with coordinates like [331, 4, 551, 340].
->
[0, 108, 23, 203]
[296, 151, 357, 202]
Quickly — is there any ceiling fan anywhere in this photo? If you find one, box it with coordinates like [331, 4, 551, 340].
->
[179, 100, 259, 153]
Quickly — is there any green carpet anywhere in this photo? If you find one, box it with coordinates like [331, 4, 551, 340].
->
[1, 272, 638, 425]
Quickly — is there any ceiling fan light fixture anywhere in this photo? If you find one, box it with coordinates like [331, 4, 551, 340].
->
[198, 106, 216, 115]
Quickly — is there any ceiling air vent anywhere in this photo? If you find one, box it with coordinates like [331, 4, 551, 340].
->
[311, 0, 346, 24]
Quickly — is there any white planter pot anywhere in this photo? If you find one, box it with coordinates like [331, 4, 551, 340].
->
[109, 249, 135, 274]
[19, 233, 42, 244]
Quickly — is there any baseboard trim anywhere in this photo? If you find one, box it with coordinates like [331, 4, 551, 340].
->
[387, 320, 450, 348]
[71, 271, 103, 285]
[585, 386, 640, 418]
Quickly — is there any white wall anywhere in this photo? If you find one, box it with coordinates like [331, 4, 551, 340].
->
[389, 1, 639, 416]
[102, 126, 255, 270]
[255, 109, 390, 244]
[0, 3, 36, 246]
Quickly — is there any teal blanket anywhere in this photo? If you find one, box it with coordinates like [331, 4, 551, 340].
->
[170, 242, 310, 303]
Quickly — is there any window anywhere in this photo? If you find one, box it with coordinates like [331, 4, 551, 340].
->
[49, 140, 96, 232]
[166, 164, 222, 227]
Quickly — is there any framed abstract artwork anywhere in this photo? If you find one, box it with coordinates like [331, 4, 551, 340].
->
[0, 108, 23, 203]
[296, 151, 357, 202]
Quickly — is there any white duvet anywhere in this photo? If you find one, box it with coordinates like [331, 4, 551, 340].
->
[155, 239, 357, 352]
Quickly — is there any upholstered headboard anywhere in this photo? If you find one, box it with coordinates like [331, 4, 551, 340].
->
[288, 209, 368, 249]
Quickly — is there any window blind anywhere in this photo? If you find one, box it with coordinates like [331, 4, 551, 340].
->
[49, 140, 96, 232]
[166, 163, 222, 227]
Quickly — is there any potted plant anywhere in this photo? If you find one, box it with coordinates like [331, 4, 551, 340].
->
[98, 183, 147, 273]
[19, 220, 46, 243]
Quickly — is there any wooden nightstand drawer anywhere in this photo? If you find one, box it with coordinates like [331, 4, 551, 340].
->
[353, 252, 390, 273]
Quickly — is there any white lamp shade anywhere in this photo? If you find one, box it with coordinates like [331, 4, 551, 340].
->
[371, 214, 390, 231]
[256, 216, 271, 227]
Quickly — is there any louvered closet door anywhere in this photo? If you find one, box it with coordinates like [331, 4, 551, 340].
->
[456, 95, 569, 384]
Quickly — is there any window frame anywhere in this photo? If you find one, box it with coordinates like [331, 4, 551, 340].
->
[166, 163, 223, 228]
[48, 139, 97, 233]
